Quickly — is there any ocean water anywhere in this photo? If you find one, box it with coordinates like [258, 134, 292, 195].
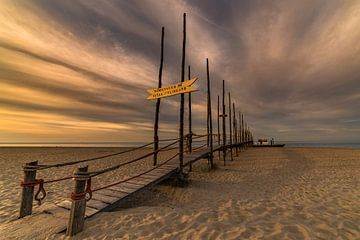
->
[280, 141, 360, 149]
[1, 141, 359, 149]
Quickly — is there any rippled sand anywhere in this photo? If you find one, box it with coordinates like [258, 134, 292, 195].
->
[1, 147, 360, 239]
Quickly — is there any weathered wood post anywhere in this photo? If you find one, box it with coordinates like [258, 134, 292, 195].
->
[217, 95, 221, 160]
[19, 160, 38, 218]
[153, 27, 165, 166]
[188, 65, 193, 172]
[241, 113, 244, 150]
[206, 58, 214, 168]
[67, 165, 89, 236]
[238, 112, 241, 151]
[188, 65, 192, 153]
[222, 80, 227, 165]
[228, 92, 233, 161]
[233, 103, 238, 155]
[179, 13, 186, 172]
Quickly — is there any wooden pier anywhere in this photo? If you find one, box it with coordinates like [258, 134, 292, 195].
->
[16, 13, 255, 237]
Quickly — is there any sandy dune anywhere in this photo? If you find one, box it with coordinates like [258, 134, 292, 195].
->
[0, 147, 360, 239]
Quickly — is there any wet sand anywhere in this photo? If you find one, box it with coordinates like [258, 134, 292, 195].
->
[0, 147, 359, 239]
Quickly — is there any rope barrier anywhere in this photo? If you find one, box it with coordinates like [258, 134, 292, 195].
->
[24, 141, 156, 171]
[20, 179, 46, 205]
[192, 143, 208, 151]
[71, 152, 180, 201]
[87, 139, 180, 177]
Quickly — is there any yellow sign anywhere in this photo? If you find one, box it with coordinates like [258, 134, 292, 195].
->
[146, 78, 198, 100]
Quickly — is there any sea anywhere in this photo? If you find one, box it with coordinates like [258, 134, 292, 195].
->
[0, 141, 359, 149]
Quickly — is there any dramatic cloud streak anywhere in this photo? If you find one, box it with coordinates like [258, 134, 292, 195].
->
[0, 0, 359, 143]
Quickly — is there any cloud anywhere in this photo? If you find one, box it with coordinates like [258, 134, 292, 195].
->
[0, 0, 359, 142]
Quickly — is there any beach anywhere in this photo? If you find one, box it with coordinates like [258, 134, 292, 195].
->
[0, 147, 359, 239]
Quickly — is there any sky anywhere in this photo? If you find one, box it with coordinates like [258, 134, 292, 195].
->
[0, 0, 359, 143]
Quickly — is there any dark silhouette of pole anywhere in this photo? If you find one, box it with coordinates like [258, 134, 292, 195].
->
[228, 92, 233, 161]
[217, 95, 220, 146]
[233, 103, 238, 155]
[238, 111, 241, 151]
[206, 58, 214, 168]
[188, 65, 192, 153]
[153, 27, 165, 166]
[179, 13, 186, 171]
[222, 80, 226, 165]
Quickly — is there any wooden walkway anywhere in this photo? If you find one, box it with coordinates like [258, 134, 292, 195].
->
[40, 146, 222, 233]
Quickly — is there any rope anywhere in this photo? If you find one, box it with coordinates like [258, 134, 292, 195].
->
[80, 153, 179, 201]
[192, 143, 208, 151]
[24, 141, 155, 171]
[20, 179, 46, 205]
[88, 139, 180, 177]
[70, 178, 92, 201]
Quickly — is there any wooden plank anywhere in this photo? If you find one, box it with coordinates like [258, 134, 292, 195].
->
[136, 173, 158, 182]
[127, 178, 150, 186]
[91, 193, 119, 204]
[85, 207, 99, 218]
[94, 189, 127, 199]
[56, 200, 72, 210]
[109, 184, 138, 194]
[86, 199, 108, 210]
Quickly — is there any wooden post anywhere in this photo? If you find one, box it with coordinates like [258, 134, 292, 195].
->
[233, 103, 238, 155]
[222, 80, 226, 166]
[206, 58, 214, 168]
[19, 160, 38, 218]
[179, 13, 186, 171]
[241, 114, 244, 149]
[238, 111, 241, 151]
[217, 95, 220, 146]
[228, 92, 233, 161]
[188, 65, 192, 153]
[66, 165, 88, 236]
[188, 65, 192, 172]
[153, 27, 165, 166]
[217, 95, 221, 160]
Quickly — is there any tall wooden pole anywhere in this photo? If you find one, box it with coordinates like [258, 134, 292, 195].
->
[188, 65, 192, 153]
[179, 13, 186, 171]
[233, 103, 238, 155]
[228, 92, 233, 161]
[206, 58, 214, 168]
[238, 111, 242, 151]
[242, 114, 245, 149]
[217, 95, 220, 146]
[222, 80, 226, 165]
[153, 27, 165, 166]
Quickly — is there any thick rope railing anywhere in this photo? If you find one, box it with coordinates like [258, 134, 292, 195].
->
[20, 138, 180, 205]
[87, 139, 180, 177]
[70, 152, 180, 201]
[24, 136, 182, 171]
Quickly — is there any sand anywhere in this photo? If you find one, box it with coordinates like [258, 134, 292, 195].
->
[0, 147, 360, 239]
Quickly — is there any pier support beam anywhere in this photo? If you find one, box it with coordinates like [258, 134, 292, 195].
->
[66, 165, 89, 236]
[19, 160, 38, 218]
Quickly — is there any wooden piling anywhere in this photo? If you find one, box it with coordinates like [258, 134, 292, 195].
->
[153, 27, 165, 166]
[188, 65, 192, 153]
[222, 80, 226, 165]
[233, 103, 238, 155]
[19, 160, 38, 218]
[179, 13, 186, 171]
[217, 95, 221, 160]
[66, 165, 89, 236]
[188, 65, 192, 172]
[228, 92, 233, 161]
[206, 58, 214, 168]
[238, 111, 241, 151]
